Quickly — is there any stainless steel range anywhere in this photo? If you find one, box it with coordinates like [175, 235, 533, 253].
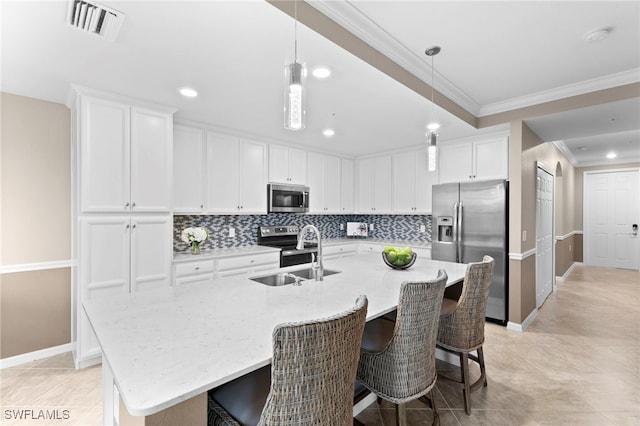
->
[257, 226, 318, 267]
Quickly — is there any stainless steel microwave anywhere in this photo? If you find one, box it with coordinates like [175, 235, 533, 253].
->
[268, 183, 309, 213]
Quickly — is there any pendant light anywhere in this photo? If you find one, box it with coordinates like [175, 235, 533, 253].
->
[284, 0, 306, 131]
[425, 46, 441, 171]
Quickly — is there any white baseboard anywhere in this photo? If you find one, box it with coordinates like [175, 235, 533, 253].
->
[0, 343, 72, 369]
[507, 308, 538, 332]
[556, 261, 582, 282]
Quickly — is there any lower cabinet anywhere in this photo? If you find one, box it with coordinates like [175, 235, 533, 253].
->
[216, 252, 280, 278]
[76, 215, 172, 368]
[174, 259, 215, 286]
[323, 244, 358, 260]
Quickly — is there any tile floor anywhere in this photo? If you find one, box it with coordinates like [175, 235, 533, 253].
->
[1, 265, 638, 425]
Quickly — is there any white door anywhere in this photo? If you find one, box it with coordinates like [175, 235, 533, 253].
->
[585, 170, 639, 269]
[325, 155, 342, 213]
[238, 139, 267, 213]
[536, 165, 554, 308]
[207, 132, 239, 213]
[438, 142, 472, 183]
[392, 151, 415, 213]
[173, 125, 205, 212]
[130, 217, 172, 293]
[373, 155, 393, 213]
[308, 152, 325, 213]
[341, 159, 354, 213]
[287, 147, 308, 185]
[357, 158, 375, 212]
[130, 108, 173, 212]
[473, 137, 509, 181]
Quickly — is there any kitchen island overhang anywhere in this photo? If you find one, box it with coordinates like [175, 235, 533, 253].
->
[84, 252, 468, 424]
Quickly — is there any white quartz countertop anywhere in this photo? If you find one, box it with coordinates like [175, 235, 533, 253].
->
[84, 252, 465, 417]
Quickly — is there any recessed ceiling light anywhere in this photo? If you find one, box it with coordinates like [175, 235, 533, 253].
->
[323, 128, 335, 137]
[584, 27, 611, 43]
[312, 66, 332, 79]
[606, 152, 617, 159]
[179, 87, 198, 98]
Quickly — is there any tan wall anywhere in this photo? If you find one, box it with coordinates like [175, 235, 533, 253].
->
[1, 92, 71, 359]
[555, 235, 576, 277]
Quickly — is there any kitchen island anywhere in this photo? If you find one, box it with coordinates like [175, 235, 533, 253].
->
[84, 251, 468, 425]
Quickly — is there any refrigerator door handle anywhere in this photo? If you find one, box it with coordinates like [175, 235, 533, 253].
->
[457, 201, 463, 262]
[453, 202, 459, 262]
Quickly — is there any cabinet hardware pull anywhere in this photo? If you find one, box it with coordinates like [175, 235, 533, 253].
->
[195, 267, 200, 270]
[132, 224, 136, 229]
[132, 202, 136, 207]
[126, 224, 130, 229]
[125, 202, 130, 208]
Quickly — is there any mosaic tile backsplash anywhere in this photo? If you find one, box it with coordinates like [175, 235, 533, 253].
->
[174, 213, 432, 253]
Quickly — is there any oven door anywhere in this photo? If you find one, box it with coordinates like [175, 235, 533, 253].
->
[268, 183, 309, 213]
[280, 248, 317, 267]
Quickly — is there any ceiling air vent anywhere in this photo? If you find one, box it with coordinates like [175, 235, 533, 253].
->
[67, 0, 125, 41]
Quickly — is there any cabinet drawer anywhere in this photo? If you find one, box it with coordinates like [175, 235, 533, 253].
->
[175, 260, 215, 277]
[324, 244, 357, 257]
[217, 253, 280, 271]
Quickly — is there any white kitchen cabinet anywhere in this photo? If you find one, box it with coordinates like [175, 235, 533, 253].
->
[323, 243, 358, 260]
[393, 149, 437, 214]
[207, 132, 268, 214]
[216, 252, 280, 278]
[69, 87, 175, 369]
[173, 125, 206, 212]
[174, 259, 215, 286]
[341, 159, 354, 213]
[78, 216, 171, 363]
[308, 152, 342, 214]
[438, 136, 508, 183]
[79, 96, 173, 213]
[269, 145, 308, 185]
[357, 155, 392, 213]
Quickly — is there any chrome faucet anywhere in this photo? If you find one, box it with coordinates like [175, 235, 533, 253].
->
[296, 224, 323, 281]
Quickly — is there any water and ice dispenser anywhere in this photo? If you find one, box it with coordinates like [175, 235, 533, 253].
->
[436, 216, 454, 243]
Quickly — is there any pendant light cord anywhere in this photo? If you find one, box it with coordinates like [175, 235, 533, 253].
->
[294, 0, 298, 62]
[430, 54, 435, 124]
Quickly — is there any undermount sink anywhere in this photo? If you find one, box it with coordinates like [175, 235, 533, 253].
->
[250, 268, 341, 287]
[250, 273, 299, 287]
[289, 268, 340, 280]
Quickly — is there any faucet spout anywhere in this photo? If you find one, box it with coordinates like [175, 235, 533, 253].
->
[297, 224, 323, 281]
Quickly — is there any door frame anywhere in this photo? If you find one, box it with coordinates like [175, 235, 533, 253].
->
[536, 161, 556, 307]
[583, 167, 640, 269]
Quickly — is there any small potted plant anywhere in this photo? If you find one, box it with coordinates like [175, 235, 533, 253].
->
[181, 227, 208, 255]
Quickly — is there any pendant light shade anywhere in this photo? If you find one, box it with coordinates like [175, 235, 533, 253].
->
[284, 60, 306, 130]
[284, 0, 306, 131]
[425, 46, 441, 171]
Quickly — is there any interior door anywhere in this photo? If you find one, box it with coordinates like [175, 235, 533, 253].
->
[585, 170, 639, 270]
[536, 166, 554, 308]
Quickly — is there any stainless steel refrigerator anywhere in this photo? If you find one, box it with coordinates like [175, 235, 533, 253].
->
[432, 179, 508, 324]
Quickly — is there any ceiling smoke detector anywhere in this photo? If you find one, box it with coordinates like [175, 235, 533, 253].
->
[67, 0, 125, 41]
[584, 28, 611, 43]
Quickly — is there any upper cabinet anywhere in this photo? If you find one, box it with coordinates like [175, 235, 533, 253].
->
[393, 149, 438, 214]
[308, 152, 342, 214]
[207, 132, 267, 214]
[173, 125, 206, 213]
[79, 96, 172, 213]
[340, 159, 355, 214]
[269, 145, 308, 185]
[357, 155, 392, 214]
[438, 136, 509, 184]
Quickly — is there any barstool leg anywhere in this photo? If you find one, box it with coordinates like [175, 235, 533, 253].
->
[477, 346, 487, 387]
[395, 403, 407, 426]
[460, 352, 471, 415]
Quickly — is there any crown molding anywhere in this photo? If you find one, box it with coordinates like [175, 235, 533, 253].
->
[553, 141, 578, 167]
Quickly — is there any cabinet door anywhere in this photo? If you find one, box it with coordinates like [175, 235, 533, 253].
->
[238, 139, 267, 213]
[474, 137, 509, 180]
[357, 158, 375, 212]
[308, 152, 325, 213]
[414, 149, 438, 213]
[393, 151, 415, 213]
[438, 142, 473, 184]
[207, 132, 239, 213]
[268, 145, 289, 183]
[341, 159, 354, 213]
[288, 148, 308, 185]
[325, 156, 342, 213]
[373, 155, 392, 213]
[173, 125, 205, 212]
[130, 108, 172, 212]
[130, 217, 171, 293]
[80, 97, 130, 213]
[81, 217, 131, 299]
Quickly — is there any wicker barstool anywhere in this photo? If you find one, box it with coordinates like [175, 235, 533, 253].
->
[208, 295, 368, 426]
[437, 255, 494, 415]
[355, 270, 448, 426]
